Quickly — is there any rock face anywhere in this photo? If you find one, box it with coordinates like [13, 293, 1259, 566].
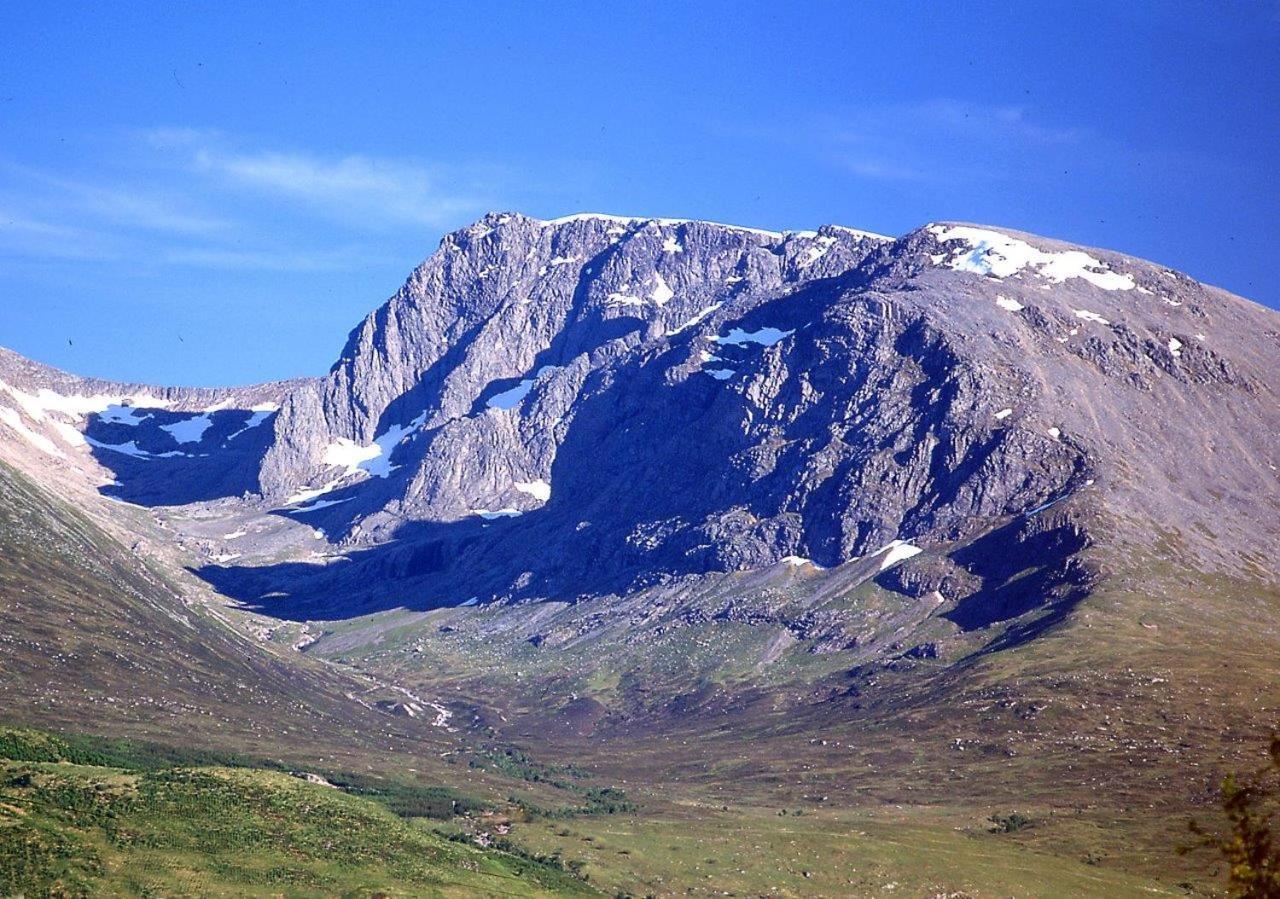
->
[2, 212, 1279, 613]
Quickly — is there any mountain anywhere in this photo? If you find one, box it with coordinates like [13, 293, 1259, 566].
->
[1, 211, 1278, 895]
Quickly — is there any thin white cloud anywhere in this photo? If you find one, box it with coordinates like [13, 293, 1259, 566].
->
[0, 160, 227, 235]
[716, 99, 1092, 185]
[151, 131, 484, 229]
[160, 244, 381, 272]
[0, 130, 501, 273]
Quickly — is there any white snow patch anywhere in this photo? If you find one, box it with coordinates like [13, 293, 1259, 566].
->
[662, 235, 683, 254]
[471, 508, 522, 520]
[487, 367, 554, 412]
[84, 437, 187, 460]
[650, 273, 675, 305]
[929, 225, 1134, 291]
[1048, 427, 1061, 439]
[665, 302, 722, 336]
[322, 439, 382, 474]
[876, 540, 923, 571]
[321, 412, 426, 479]
[49, 421, 86, 446]
[98, 405, 156, 426]
[830, 224, 893, 241]
[0, 382, 172, 425]
[1073, 309, 1110, 325]
[994, 408, 1013, 420]
[699, 351, 725, 364]
[224, 530, 247, 540]
[1167, 337, 1183, 357]
[226, 407, 276, 441]
[0, 406, 62, 456]
[714, 326, 794, 348]
[293, 497, 351, 513]
[459, 597, 479, 607]
[515, 479, 552, 502]
[161, 415, 213, 444]
[798, 235, 837, 267]
[995, 295, 1024, 312]
[780, 555, 824, 570]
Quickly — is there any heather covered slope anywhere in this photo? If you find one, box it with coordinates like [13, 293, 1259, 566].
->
[0, 458, 466, 768]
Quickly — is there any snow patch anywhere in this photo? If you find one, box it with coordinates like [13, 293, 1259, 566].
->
[662, 235, 683, 254]
[994, 408, 1013, 421]
[780, 555, 824, 570]
[714, 326, 794, 348]
[321, 412, 427, 479]
[471, 508, 522, 520]
[1073, 309, 1110, 325]
[0, 407, 62, 456]
[650, 273, 675, 306]
[666, 302, 722, 336]
[293, 497, 351, 513]
[84, 437, 188, 460]
[0, 382, 173, 424]
[487, 367, 554, 412]
[1168, 337, 1183, 357]
[995, 295, 1024, 312]
[161, 415, 213, 444]
[514, 479, 552, 502]
[929, 225, 1134, 291]
[876, 540, 922, 571]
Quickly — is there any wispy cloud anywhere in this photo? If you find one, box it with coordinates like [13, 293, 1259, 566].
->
[159, 244, 384, 272]
[825, 99, 1088, 185]
[0, 130, 498, 274]
[146, 128, 485, 229]
[718, 99, 1093, 186]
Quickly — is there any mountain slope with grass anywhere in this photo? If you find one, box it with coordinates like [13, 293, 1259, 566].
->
[0, 211, 1277, 895]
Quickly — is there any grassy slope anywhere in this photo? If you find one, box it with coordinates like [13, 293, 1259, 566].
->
[291, 532, 1278, 895]
[0, 754, 594, 897]
[3, 453, 1272, 895]
[0, 460, 628, 825]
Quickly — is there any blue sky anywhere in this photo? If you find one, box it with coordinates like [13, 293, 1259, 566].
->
[1, 2, 1277, 386]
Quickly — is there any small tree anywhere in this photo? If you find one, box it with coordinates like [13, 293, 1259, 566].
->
[1182, 733, 1280, 897]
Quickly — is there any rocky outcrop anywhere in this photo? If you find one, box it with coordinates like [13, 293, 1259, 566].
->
[2, 213, 1279, 613]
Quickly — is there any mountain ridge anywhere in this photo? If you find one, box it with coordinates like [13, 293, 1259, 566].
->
[2, 211, 1276, 606]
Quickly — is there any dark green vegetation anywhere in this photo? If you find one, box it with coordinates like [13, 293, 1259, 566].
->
[1182, 734, 1280, 897]
[3, 457, 1277, 895]
[292, 516, 1280, 896]
[0, 728, 594, 897]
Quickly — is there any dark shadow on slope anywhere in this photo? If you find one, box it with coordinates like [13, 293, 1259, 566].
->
[938, 515, 1095, 654]
[89, 408, 275, 506]
[194, 267, 1065, 625]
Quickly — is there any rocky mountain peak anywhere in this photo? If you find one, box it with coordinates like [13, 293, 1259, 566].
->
[0, 212, 1277, 616]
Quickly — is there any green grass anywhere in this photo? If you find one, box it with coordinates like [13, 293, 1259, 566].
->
[0, 757, 595, 897]
[512, 802, 1179, 898]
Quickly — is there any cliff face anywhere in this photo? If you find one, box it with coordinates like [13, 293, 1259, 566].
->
[2, 213, 1278, 609]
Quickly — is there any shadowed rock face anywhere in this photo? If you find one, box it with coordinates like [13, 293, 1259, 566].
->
[2, 213, 1279, 616]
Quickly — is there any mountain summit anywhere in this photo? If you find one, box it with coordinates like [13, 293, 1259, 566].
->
[1, 212, 1277, 623]
[2, 212, 1279, 895]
